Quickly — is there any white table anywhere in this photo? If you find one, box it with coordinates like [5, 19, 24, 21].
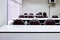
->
[0, 25, 60, 32]
[12, 18, 60, 20]
[8, 18, 60, 25]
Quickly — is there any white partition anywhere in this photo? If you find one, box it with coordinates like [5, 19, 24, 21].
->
[8, 0, 22, 21]
[0, 33, 60, 40]
[0, 0, 7, 26]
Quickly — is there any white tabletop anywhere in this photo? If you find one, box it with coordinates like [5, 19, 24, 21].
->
[8, 18, 60, 25]
[0, 25, 60, 32]
[12, 18, 60, 20]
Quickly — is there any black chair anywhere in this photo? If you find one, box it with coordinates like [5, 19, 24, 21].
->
[39, 12, 42, 15]
[13, 20, 25, 25]
[28, 16, 34, 18]
[36, 12, 43, 18]
[52, 15, 58, 18]
[44, 19, 56, 25]
[36, 13, 40, 15]
[43, 12, 48, 18]
[36, 12, 42, 15]
[29, 20, 40, 25]
[24, 13, 28, 18]
[52, 15, 59, 24]
[19, 15, 24, 18]
[36, 16, 43, 18]
[29, 13, 33, 15]
[24, 13, 28, 15]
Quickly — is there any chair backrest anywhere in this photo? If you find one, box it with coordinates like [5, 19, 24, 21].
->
[29, 13, 33, 15]
[45, 19, 55, 25]
[36, 12, 42, 15]
[52, 15, 58, 18]
[28, 16, 34, 18]
[43, 12, 48, 18]
[29, 20, 40, 25]
[24, 13, 28, 15]
[36, 16, 43, 18]
[39, 12, 42, 15]
[13, 20, 25, 25]
[24, 13, 28, 18]
[36, 13, 40, 15]
[19, 15, 24, 18]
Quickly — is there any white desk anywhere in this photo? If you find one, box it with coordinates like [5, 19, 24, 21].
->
[12, 18, 60, 20]
[8, 18, 60, 25]
[0, 25, 60, 32]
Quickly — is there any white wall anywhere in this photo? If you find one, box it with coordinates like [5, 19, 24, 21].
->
[22, 0, 60, 17]
[50, 0, 60, 17]
[0, 0, 7, 26]
[22, 0, 49, 16]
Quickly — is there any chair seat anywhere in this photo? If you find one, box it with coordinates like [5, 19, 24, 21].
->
[13, 20, 25, 25]
[44, 19, 56, 25]
[29, 20, 41, 25]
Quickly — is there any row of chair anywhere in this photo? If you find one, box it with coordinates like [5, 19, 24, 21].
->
[19, 12, 58, 18]
[19, 12, 48, 18]
[13, 19, 57, 25]
[19, 15, 58, 18]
